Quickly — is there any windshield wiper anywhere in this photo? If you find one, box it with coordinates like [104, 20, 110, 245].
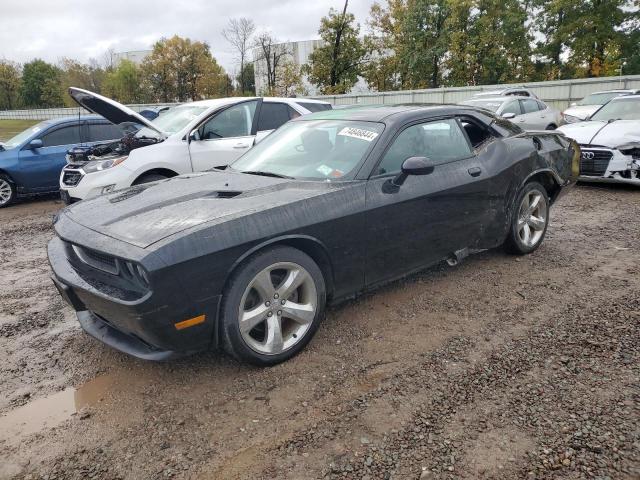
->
[242, 170, 294, 179]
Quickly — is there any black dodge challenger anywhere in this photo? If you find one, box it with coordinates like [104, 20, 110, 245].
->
[48, 105, 579, 365]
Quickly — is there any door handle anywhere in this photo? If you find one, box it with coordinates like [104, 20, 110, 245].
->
[468, 167, 482, 177]
[233, 143, 249, 149]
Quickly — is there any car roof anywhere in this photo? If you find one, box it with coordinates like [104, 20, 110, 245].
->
[38, 115, 105, 127]
[292, 104, 483, 123]
[609, 94, 640, 101]
[464, 96, 516, 103]
[183, 97, 330, 108]
[589, 89, 639, 95]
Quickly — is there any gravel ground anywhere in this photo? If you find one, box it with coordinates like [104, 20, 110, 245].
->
[0, 184, 638, 480]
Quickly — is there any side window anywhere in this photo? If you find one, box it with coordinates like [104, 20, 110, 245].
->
[88, 123, 123, 142]
[377, 119, 472, 175]
[298, 102, 332, 112]
[287, 105, 301, 119]
[41, 125, 81, 147]
[257, 103, 291, 131]
[460, 118, 496, 150]
[199, 100, 258, 139]
[501, 101, 522, 116]
[520, 99, 540, 114]
[536, 100, 548, 111]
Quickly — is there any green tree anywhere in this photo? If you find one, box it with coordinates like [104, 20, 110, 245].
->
[304, 0, 366, 94]
[102, 60, 143, 103]
[276, 61, 307, 96]
[59, 58, 105, 106]
[141, 35, 227, 102]
[20, 59, 64, 107]
[0, 60, 22, 109]
[236, 62, 255, 95]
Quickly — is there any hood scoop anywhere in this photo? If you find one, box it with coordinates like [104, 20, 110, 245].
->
[206, 190, 243, 199]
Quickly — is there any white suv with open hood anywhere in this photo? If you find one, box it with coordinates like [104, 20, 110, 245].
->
[558, 94, 640, 185]
[59, 88, 331, 202]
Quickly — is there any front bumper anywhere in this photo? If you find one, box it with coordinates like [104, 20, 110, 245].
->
[48, 236, 221, 360]
[59, 163, 133, 201]
[579, 147, 640, 185]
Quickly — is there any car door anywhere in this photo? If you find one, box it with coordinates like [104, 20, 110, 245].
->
[188, 99, 261, 171]
[18, 122, 82, 191]
[364, 117, 490, 286]
[517, 99, 544, 129]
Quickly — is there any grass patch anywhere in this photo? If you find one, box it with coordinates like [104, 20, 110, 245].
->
[0, 119, 40, 142]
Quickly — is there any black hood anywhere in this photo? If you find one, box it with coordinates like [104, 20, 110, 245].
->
[68, 87, 164, 136]
[62, 172, 346, 248]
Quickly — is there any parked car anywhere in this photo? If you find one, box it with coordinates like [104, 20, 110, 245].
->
[561, 89, 640, 124]
[0, 116, 126, 207]
[59, 88, 332, 203]
[558, 94, 640, 185]
[460, 96, 563, 130]
[472, 87, 539, 99]
[138, 106, 171, 120]
[48, 104, 578, 365]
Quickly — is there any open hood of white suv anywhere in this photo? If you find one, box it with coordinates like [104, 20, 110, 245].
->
[68, 87, 164, 136]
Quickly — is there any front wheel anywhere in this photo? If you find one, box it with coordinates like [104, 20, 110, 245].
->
[503, 181, 549, 255]
[132, 173, 169, 185]
[0, 175, 16, 208]
[220, 246, 326, 366]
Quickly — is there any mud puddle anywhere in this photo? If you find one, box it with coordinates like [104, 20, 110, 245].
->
[0, 375, 114, 447]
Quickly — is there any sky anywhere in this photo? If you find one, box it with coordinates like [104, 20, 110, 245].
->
[0, 0, 373, 75]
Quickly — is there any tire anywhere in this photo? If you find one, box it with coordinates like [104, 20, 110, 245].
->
[220, 245, 326, 366]
[0, 174, 17, 208]
[545, 124, 557, 130]
[503, 181, 550, 255]
[132, 173, 169, 185]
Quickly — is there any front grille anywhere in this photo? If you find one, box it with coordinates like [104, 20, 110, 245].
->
[579, 148, 612, 176]
[72, 245, 118, 275]
[62, 170, 83, 187]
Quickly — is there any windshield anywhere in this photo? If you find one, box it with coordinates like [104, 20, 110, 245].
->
[590, 97, 640, 121]
[136, 105, 207, 138]
[231, 120, 384, 180]
[3, 121, 48, 148]
[461, 99, 503, 112]
[577, 92, 625, 106]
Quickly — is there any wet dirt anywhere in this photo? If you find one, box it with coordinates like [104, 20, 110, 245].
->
[0, 184, 639, 479]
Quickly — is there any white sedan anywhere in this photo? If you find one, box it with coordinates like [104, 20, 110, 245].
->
[60, 88, 331, 202]
[558, 95, 640, 185]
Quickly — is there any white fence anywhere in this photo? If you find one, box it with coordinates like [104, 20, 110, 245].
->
[308, 75, 640, 110]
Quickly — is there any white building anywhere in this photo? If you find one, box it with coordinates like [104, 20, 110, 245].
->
[111, 50, 152, 66]
[252, 39, 369, 96]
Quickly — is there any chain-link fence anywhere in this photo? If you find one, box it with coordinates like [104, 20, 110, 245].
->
[0, 103, 179, 120]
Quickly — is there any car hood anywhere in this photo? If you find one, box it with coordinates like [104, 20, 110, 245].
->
[63, 172, 346, 248]
[557, 120, 640, 147]
[68, 87, 164, 136]
[562, 105, 600, 120]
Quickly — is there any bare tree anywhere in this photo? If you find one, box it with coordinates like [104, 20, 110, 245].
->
[253, 31, 291, 94]
[222, 18, 255, 94]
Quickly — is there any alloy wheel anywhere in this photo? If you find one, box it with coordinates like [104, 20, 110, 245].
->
[238, 262, 317, 355]
[0, 178, 13, 206]
[517, 189, 547, 248]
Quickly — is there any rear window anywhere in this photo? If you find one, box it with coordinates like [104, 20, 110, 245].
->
[298, 102, 332, 113]
[257, 103, 291, 131]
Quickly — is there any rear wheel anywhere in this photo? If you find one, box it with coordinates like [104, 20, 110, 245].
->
[133, 173, 169, 185]
[220, 246, 326, 366]
[0, 175, 16, 208]
[545, 124, 557, 130]
[504, 181, 549, 255]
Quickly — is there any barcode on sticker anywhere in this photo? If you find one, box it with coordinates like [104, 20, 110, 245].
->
[338, 127, 379, 142]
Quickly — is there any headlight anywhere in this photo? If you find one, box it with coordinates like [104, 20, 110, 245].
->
[83, 155, 127, 173]
[562, 114, 581, 124]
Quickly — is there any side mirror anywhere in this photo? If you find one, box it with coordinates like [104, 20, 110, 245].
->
[502, 112, 516, 119]
[29, 139, 43, 149]
[188, 129, 199, 143]
[384, 157, 434, 193]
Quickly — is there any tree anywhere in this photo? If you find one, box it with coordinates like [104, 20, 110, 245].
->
[253, 32, 291, 94]
[222, 18, 256, 93]
[59, 58, 105, 106]
[20, 59, 64, 107]
[304, 1, 366, 94]
[102, 60, 143, 104]
[0, 60, 22, 110]
[141, 35, 227, 102]
[236, 62, 255, 95]
[276, 61, 306, 96]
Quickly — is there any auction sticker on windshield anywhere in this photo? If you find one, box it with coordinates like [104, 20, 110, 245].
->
[338, 127, 379, 142]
